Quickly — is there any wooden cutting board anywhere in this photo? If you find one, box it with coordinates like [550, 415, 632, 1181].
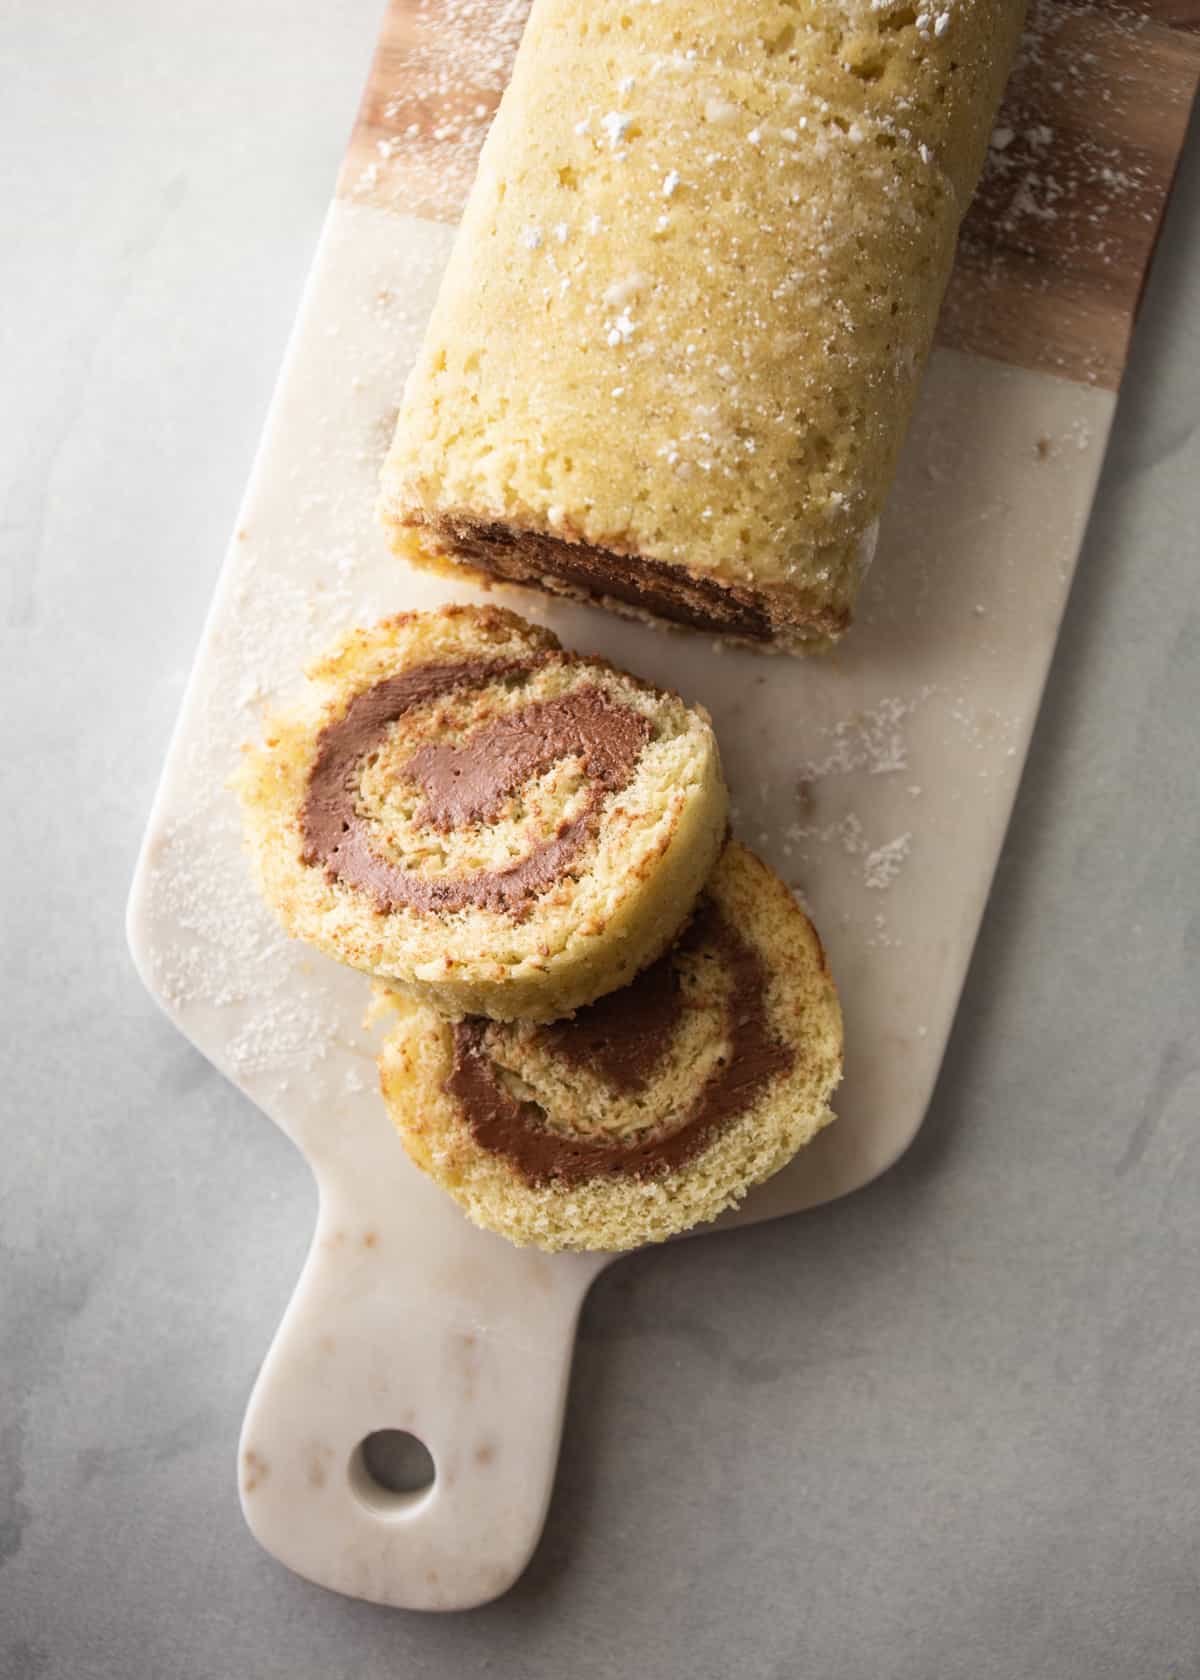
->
[128, 0, 1200, 1611]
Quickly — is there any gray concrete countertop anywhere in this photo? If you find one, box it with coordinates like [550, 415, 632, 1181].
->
[2, 5, 1198, 1677]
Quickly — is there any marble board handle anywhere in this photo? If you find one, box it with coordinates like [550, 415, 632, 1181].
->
[237, 1188, 602, 1610]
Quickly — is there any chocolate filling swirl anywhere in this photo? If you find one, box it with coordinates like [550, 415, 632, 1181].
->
[446, 905, 795, 1185]
[300, 657, 651, 917]
[421, 515, 782, 641]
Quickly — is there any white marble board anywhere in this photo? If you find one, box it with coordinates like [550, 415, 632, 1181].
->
[126, 0, 1199, 1612]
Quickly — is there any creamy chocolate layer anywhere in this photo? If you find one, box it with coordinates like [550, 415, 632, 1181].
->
[406, 688, 649, 831]
[421, 514, 786, 642]
[447, 905, 794, 1185]
[301, 658, 649, 917]
[540, 942, 684, 1094]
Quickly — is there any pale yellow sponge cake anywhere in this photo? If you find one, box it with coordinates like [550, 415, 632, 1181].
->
[233, 605, 728, 1021]
[381, 0, 1025, 650]
[377, 843, 842, 1250]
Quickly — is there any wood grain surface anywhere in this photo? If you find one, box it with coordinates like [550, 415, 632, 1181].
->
[338, 0, 1200, 389]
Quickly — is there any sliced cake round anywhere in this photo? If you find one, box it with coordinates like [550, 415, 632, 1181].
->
[377, 843, 842, 1250]
[234, 605, 728, 1021]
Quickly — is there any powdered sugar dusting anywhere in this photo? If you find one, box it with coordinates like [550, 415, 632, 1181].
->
[347, 0, 530, 219]
[941, 0, 1192, 390]
[795, 692, 930, 781]
[863, 833, 912, 891]
[784, 808, 916, 898]
[132, 205, 455, 1108]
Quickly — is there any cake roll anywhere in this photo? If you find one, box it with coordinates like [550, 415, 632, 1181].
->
[234, 605, 728, 1021]
[380, 0, 1025, 650]
[377, 843, 842, 1250]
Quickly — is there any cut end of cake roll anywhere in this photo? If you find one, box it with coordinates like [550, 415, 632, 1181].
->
[383, 509, 880, 653]
[377, 842, 843, 1251]
[233, 604, 728, 1021]
[380, 0, 1024, 653]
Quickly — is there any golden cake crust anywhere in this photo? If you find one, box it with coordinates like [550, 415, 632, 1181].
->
[381, 0, 1025, 648]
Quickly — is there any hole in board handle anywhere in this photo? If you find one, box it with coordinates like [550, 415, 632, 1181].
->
[349, 1430, 436, 1514]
